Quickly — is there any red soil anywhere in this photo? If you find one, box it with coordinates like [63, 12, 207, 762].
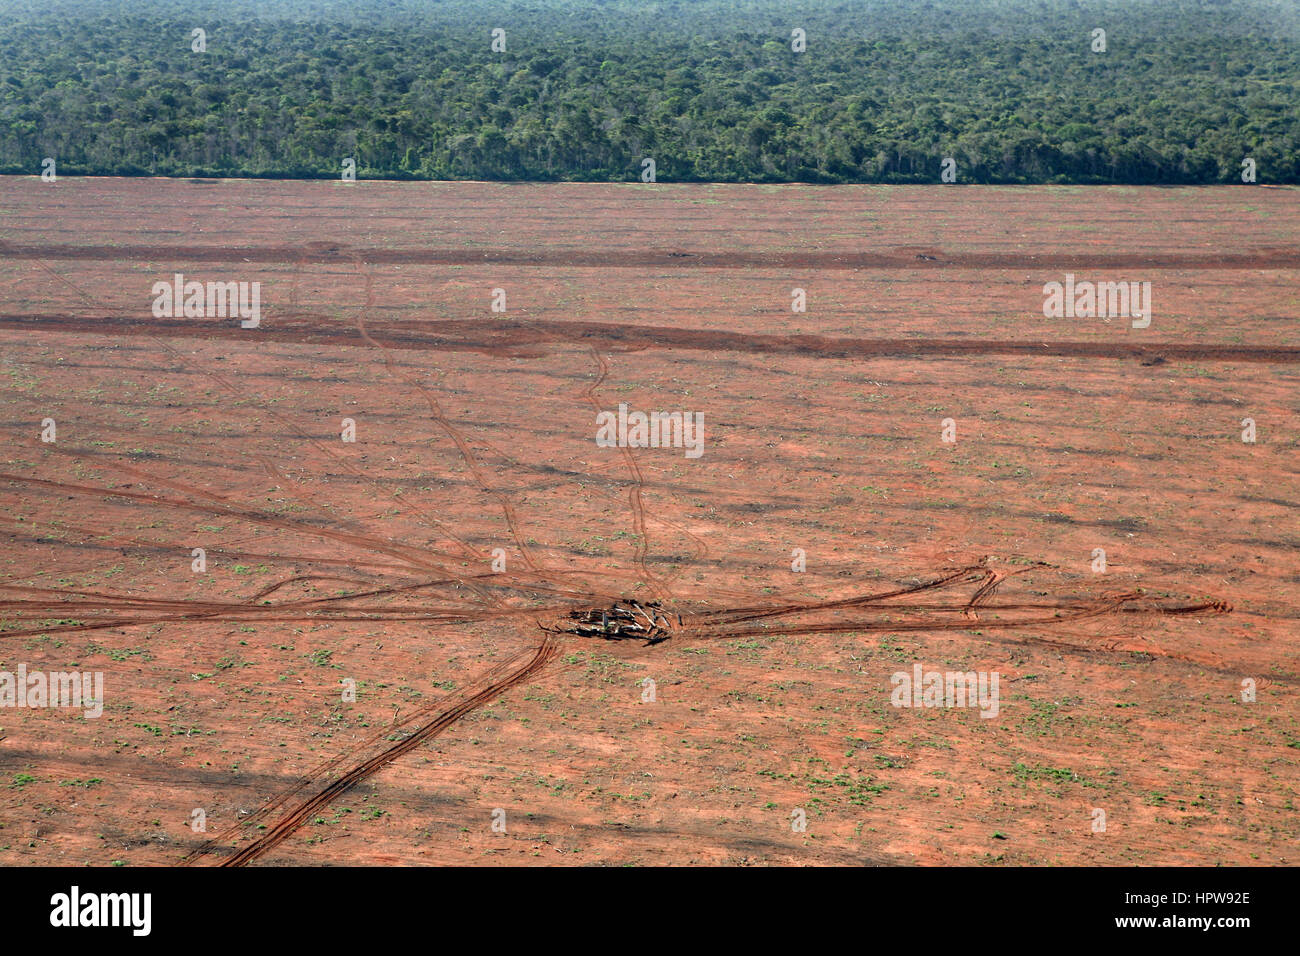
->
[0, 178, 1296, 866]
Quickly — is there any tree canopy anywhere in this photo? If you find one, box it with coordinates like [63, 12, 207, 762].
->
[1, 0, 1296, 183]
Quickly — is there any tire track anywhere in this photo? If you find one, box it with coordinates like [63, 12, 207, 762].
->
[4, 241, 1298, 270]
[579, 347, 675, 605]
[6, 312, 1298, 364]
[348, 253, 553, 585]
[342, 255, 705, 603]
[18, 259, 509, 601]
[183, 632, 561, 867]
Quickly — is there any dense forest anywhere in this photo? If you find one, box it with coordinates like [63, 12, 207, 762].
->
[1, 0, 1297, 184]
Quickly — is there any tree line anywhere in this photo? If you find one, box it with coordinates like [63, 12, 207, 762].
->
[1, 0, 1296, 184]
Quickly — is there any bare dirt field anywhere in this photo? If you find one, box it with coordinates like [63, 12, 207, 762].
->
[0, 178, 1296, 866]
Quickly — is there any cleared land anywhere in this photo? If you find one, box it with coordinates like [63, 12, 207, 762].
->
[0, 179, 1296, 866]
